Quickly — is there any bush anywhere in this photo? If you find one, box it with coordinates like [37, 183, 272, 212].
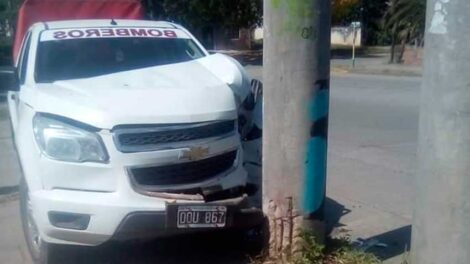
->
[298, 232, 380, 264]
[253, 232, 380, 264]
[0, 42, 13, 66]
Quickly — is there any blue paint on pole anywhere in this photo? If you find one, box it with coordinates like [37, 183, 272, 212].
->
[303, 137, 327, 213]
[303, 80, 329, 215]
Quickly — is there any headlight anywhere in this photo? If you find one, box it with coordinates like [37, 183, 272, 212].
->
[33, 114, 109, 163]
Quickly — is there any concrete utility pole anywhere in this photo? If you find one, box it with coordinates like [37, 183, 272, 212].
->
[412, 0, 470, 263]
[263, 0, 331, 258]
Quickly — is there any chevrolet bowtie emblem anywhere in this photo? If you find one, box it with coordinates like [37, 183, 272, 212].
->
[180, 146, 210, 161]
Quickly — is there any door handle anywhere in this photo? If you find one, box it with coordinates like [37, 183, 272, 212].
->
[10, 94, 16, 100]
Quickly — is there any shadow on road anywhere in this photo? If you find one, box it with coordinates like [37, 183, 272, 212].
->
[50, 231, 261, 264]
[0, 185, 18, 195]
[324, 197, 351, 235]
[367, 225, 412, 261]
[323, 198, 411, 261]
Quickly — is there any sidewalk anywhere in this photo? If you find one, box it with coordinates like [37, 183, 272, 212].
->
[217, 49, 422, 77]
[331, 56, 422, 77]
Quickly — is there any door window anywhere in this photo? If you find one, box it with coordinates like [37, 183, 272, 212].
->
[18, 32, 32, 85]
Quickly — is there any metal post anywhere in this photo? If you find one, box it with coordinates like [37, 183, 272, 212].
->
[352, 23, 356, 68]
[263, 0, 331, 258]
[412, 0, 470, 263]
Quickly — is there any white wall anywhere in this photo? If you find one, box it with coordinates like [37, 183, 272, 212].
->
[331, 26, 362, 46]
[253, 26, 362, 47]
[254, 27, 264, 41]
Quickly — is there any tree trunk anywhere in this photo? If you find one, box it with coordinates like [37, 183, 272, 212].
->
[389, 25, 397, 64]
[397, 38, 406, 63]
[390, 41, 396, 64]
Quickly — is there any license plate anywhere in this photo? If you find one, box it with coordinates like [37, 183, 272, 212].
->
[176, 205, 227, 228]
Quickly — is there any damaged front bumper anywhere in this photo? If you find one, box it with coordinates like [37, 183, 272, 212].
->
[32, 184, 263, 246]
[113, 195, 264, 241]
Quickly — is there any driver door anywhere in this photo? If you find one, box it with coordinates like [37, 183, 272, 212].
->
[8, 31, 32, 133]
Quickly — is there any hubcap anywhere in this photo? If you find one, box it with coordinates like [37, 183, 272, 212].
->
[26, 194, 41, 255]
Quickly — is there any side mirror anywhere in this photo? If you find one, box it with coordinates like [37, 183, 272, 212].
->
[0, 67, 19, 92]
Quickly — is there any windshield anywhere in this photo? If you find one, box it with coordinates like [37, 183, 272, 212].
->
[36, 33, 205, 83]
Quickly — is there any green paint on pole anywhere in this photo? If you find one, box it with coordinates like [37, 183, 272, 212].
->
[271, 0, 281, 8]
[270, 0, 318, 40]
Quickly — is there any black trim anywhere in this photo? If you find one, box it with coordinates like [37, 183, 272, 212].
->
[114, 120, 235, 153]
[310, 116, 328, 139]
[314, 79, 330, 91]
[305, 199, 325, 221]
[244, 125, 262, 141]
[129, 150, 238, 190]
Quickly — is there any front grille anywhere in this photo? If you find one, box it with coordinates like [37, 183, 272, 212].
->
[130, 150, 237, 187]
[114, 120, 235, 153]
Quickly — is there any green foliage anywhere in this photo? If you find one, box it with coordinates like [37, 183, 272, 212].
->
[0, 0, 22, 36]
[383, 0, 426, 62]
[331, 247, 381, 264]
[0, 0, 21, 65]
[332, 0, 361, 26]
[0, 2, 6, 13]
[144, 0, 262, 30]
[0, 0, 21, 21]
[384, 0, 426, 44]
[292, 232, 380, 264]
[362, 0, 389, 45]
[295, 232, 326, 264]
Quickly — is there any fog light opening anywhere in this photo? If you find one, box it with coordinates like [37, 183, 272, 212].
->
[48, 211, 90, 230]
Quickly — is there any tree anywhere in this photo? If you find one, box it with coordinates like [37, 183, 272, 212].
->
[361, 0, 389, 45]
[0, 0, 22, 41]
[332, 0, 360, 25]
[144, 0, 262, 31]
[0, 0, 21, 65]
[383, 0, 426, 63]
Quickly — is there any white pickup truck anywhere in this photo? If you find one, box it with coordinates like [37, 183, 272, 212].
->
[3, 19, 263, 263]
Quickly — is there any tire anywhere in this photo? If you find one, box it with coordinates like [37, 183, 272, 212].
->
[242, 218, 269, 254]
[19, 178, 59, 264]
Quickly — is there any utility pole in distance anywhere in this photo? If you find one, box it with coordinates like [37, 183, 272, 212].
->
[412, 0, 470, 263]
[263, 0, 331, 259]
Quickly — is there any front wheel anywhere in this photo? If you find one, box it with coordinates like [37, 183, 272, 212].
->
[20, 178, 59, 264]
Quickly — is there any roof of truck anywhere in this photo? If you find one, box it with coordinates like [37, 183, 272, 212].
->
[13, 0, 145, 61]
[33, 19, 179, 31]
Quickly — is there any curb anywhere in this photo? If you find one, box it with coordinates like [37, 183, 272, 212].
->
[0, 186, 19, 204]
[0, 193, 19, 204]
[331, 65, 422, 77]
[331, 67, 350, 75]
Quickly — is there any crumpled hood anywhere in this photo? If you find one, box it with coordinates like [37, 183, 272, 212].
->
[28, 56, 241, 129]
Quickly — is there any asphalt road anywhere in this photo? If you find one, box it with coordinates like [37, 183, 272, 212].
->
[0, 70, 421, 263]
[327, 73, 420, 262]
